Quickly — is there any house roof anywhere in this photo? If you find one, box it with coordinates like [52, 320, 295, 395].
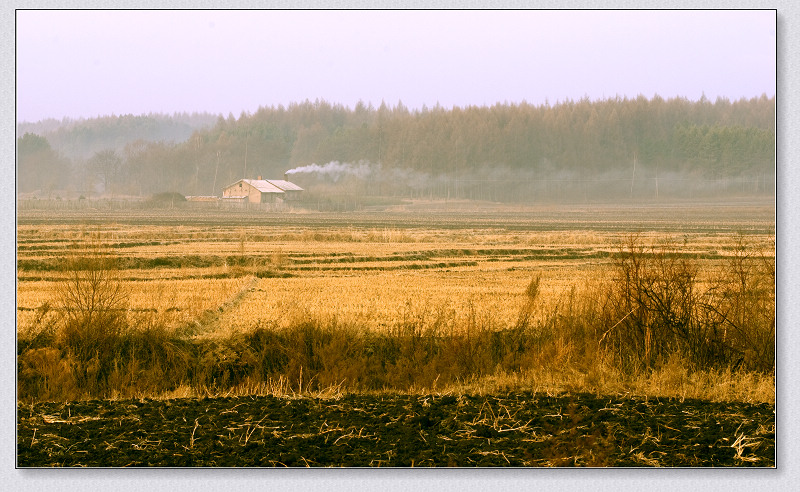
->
[229, 179, 285, 194]
[266, 180, 304, 191]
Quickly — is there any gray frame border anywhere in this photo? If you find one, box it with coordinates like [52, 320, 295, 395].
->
[3, 2, 793, 491]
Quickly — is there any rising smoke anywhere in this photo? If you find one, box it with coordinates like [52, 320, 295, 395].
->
[286, 160, 374, 181]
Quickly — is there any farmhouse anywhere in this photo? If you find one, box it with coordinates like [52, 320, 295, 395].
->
[222, 177, 304, 204]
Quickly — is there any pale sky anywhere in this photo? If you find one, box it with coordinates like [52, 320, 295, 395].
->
[16, 9, 776, 122]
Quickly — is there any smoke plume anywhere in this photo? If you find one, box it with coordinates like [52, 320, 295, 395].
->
[286, 160, 374, 181]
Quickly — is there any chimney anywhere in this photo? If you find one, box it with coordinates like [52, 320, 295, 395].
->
[257, 175, 262, 180]
[285, 173, 289, 182]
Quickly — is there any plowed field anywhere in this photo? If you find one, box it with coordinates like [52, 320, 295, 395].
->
[17, 393, 774, 467]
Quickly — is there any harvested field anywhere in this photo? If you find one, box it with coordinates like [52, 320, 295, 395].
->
[15, 200, 776, 468]
[17, 392, 774, 467]
[16, 202, 775, 338]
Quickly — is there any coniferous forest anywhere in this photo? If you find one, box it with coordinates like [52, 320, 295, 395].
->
[16, 95, 775, 202]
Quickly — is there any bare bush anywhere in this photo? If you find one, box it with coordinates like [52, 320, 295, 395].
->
[57, 236, 130, 390]
[701, 238, 775, 372]
[600, 236, 700, 369]
[599, 235, 774, 372]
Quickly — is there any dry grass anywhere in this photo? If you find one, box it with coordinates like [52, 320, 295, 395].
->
[213, 269, 602, 336]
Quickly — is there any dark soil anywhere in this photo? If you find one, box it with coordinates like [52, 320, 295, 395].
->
[17, 392, 774, 467]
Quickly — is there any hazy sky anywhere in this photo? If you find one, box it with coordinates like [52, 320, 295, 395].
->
[16, 9, 776, 122]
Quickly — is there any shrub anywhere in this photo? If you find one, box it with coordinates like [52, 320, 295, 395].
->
[701, 238, 775, 372]
[599, 236, 701, 370]
[597, 235, 774, 372]
[147, 191, 186, 204]
[56, 237, 129, 391]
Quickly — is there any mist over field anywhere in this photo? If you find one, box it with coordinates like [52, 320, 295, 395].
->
[283, 158, 772, 203]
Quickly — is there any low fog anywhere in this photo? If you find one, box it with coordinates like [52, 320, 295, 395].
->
[281, 159, 773, 205]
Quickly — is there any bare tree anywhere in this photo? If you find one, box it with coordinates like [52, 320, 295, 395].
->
[86, 149, 122, 194]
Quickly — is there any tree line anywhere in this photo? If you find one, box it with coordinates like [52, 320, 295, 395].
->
[16, 95, 775, 200]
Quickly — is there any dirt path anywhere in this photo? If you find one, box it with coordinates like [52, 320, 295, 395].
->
[17, 392, 774, 467]
[178, 275, 258, 337]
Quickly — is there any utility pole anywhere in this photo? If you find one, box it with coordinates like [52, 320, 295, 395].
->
[194, 135, 200, 195]
[242, 133, 249, 180]
[655, 161, 659, 200]
[212, 151, 220, 196]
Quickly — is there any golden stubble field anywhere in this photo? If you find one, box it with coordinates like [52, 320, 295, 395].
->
[17, 201, 775, 344]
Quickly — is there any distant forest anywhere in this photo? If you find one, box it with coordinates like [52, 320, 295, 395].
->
[16, 95, 775, 202]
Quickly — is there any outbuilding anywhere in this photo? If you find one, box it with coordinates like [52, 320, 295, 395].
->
[266, 179, 304, 201]
[222, 179, 286, 204]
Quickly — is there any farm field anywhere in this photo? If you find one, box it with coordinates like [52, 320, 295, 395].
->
[15, 199, 776, 467]
[17, 392, 774, 467]
[16, 200, 775, 335]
